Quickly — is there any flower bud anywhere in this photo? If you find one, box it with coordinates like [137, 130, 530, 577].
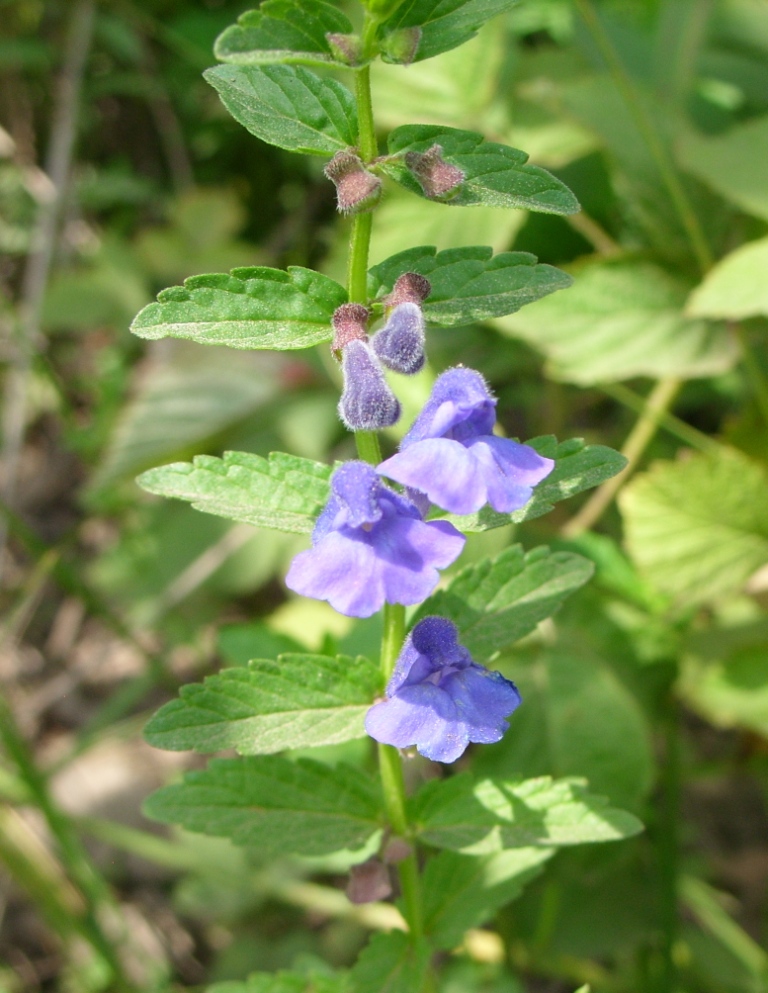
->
[346, 858, 392, 904]
[338, 339, 400, 431]
[324, 150, 382, 216]
[331, 302, 370, 354]
[382, 837, 412, 864]
[379, 26, 422, 65]
[383, 271, 431, 308]
[405, 144, 465, 200]
[325, 32, 363, 67]
[372, 302, 425, 374]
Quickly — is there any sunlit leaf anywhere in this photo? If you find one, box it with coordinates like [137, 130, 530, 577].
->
[686, 236, 768, 319]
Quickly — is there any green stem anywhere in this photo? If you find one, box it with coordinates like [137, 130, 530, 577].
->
[657, 699, 681, 993]
[574, 0, 713, 275]
[0, 696, 136, 992]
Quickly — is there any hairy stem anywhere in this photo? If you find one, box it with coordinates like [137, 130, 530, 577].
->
[562, 377, 682, 537]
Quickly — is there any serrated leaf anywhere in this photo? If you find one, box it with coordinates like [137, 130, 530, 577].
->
[368, 245, 572, 326]
[423, 847, 553, 949]
[380, 125, 579, 215]
[214, 0, 355, 68]
[204, 65, 357, 155]
[619, 449, 768, 607]
[131, 266, 346, 349]
[415, 545, 593, 662]
[144, 653, 381, 754]
[410, 774, 643, 854]
[144, 756, 382, 857]
[136, 451, 332, 534]
[349, 933, 430, 993]
[441, 437, 628, 533]
[686, 236, 768, 320]
[377, 0, 522, 63]
[678, 116, 768, 221]
[494, 259, 738, 385]
[207, 971, 348, 993]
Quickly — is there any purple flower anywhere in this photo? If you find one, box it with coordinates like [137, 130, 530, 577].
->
[338, 339, 401, 431]
[365, 617, 521, 763]
[372, 302, 426, 375]
[377, 367, 555, 515]
[285, 462, 465, 618]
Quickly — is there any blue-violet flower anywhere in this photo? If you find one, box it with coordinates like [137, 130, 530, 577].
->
[377, 367, 555, 515]
[372, 301, 426, 375]
[338, 338, 401, 431]
[365, 616, 521, 763]
[285, 462, 465, 618]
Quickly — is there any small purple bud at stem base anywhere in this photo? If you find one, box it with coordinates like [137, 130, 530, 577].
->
[384, 271, 431, 308]
[405, 144, 465, 200]
[346, 859, 392, 904]
[325, 32, 363, 66]
[331, 302, 370, 353]
[324, 150, 382, 216]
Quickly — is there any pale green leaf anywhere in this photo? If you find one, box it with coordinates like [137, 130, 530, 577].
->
[619, 449, 768, 607]
[681, 646, 768, 738]
[441, 437, 628, 533]
[423, 848, 553, 949]
[415, 545, 594, 662]
[368, 245, 572, 326]
[349, 933, 430, 993]
[204, 65, 357, 155]
[678, 116, 768, 221]
[143, 654, 381, 754]
[143, 756, 382, 857]
[686, 236, 768, 319]
[214, 0, 355, 68]
[131, 266, 346, 349]
[410, 775, 643, 854]
[494, 259, 737, 385]
[381, 125, 579, 214]
[377, 0, 523, 63]
[136, 451, 332, 535]
[91, 342, 283, 491]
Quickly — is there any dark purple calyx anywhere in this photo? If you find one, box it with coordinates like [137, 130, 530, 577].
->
[405, 144, 465, 200]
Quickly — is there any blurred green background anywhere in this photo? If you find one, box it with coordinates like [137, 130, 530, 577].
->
[1, 0, 768, 990]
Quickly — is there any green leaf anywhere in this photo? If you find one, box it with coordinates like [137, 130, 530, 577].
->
[410, 774, 643, 854]
[377, 0, 523, 63]
[380, 125, 579, 214]
[204, 65, 357, 155]
[423, 847, 553, 949]
[686, 236, 768, 320]
[214, 0, 355, 68]
[681, 644, 768, 739]
[494, 259, 738, 385]
[368, 246, 572, 326]
[415, 545, 594, 663]
[131, 266, 346, 350]
[619, 449, 768, 607]
[207, 970, 348, 993]
[441, 437, 628, 533]
[349, 933, 430, 993]
[143, 653, 381, 754]
[143, 756, 382, 857]
[136, 451, 332, 535]
[678, 116, 768, 221]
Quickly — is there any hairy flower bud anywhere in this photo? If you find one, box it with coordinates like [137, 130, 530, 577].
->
[324, 150, 382, 215]
[383, 271, 431, 309]
[405, 144, 465, 200]
[372, 302, 425, 375]
[338, 339, 400, 431]
[379, 26, 422, 65]
[331, 302, 370, 354]
[325, 32, 363, 66]
[346, 858, 392, 904]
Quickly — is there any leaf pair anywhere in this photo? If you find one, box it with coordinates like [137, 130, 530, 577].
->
[213, 0, 525, 68]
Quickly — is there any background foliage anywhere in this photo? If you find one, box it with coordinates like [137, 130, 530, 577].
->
[1, 0, 768, 991]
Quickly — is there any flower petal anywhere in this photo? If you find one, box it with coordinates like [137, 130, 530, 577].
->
[365, 683, 469, 763]
[378, 438, 488, 514]
[285, 531, 385, 618]
[443, 666, 521, 744]
[466, 436, 555, 514]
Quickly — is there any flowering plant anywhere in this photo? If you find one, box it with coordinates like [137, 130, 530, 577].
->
[131, 1, 641, 988]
